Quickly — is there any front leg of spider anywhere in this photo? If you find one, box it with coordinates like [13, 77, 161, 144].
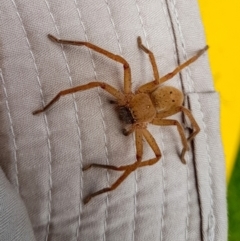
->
[33, 34, 208, 204]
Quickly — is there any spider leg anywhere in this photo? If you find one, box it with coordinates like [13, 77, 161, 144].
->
[48, 34, 132, 94]
[116, 128, 162, 169]
[151, 118, 188, 164]
[158, 46, 209, 85]
[83, 129, 143, 172]
[83, 130, 144, 204]
[179, 106, 200, 142]
[137, 128, 162, 167]
[137, 45, 208, 93]
[83, 168, 133, 204]
[83, 163, 126, 172]
[137, 36, 160, 80]
[32, 82, 124, 115]
[83, 129, 162, 204]
[116, 128, 162, 168]
[155, 106, 200, 142]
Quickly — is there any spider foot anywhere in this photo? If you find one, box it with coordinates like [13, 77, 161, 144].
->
[137, 36, 142, 46]
[83, 195, 92, 204]
[187, 133, 198, 143]
[32, 109, 44, 115]
[83, 187, 110, 204]
[180, 148, 188, 164]
[137, 36, 149, 53]
[82, 164, 92, 171]
[109, 99, 117, 104]
[48, 34, 59, 43]
[122, 128, 129, 136]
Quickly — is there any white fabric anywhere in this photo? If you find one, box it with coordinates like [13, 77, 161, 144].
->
[0, 1, 227, 241]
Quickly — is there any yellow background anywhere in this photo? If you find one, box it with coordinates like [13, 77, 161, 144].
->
[198, 1, 240, 181]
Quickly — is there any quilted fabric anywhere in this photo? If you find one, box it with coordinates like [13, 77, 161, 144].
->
[0, 1, 227, 241]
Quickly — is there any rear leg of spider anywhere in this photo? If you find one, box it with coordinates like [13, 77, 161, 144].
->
[83, 128, 143, 172]
[149, 102, 200, 164]
[83, 129, 161, 204]
[152, 118, 189, 164]
[83, 129, 161, 171]
[83, 129, 143, 204]
[155, 105, 200, 141]
[83, 169, 134, 204]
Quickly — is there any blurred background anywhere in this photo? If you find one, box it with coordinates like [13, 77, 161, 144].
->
[198, 1, 240, 240]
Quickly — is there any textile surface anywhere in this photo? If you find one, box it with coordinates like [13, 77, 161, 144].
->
[0, 1, 227, 240]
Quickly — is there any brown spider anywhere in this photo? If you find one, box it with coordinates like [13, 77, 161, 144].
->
[33, 34, 208, 204]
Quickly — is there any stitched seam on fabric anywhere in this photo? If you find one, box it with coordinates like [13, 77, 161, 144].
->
[134, 3, 167, 241]
[170, 1, 215, 240]
[169, 0, 193, 93]
[73, 2, 111, 240]
[102, 3, 114, 239]
[195, 98, 215, 241]
[165, 1, 189, 240]
[185, 153, 191, 241]
[160, 0, 181, 90]
[134, 2, 152, 239]
[159, 132, 166, 241]
[104, 0, 123, 54]
[72, 3, 86, 240]
[132, 176, 138, 241]
[162, 0, 187, 129]
[188, 130, 204, 241]
[0, 69, 20, 192]
[11, 1, 53, 240]
[131, 134, 137, 241]
[44, 1, 85, 239]
[103, 2, 129, 239]
[168, 1, 196, 240]
[135, 0, 148, 48]
[163, 1, 197, 240]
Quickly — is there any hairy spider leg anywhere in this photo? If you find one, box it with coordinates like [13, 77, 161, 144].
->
[83, 168, 133, 204]
[151, 106, 200, 164]
[83, 128, 143, 172]
[151, 118, 188, 164]
[137, 45, 209, 93]
[155, 106, 200, 142]
[83, 129, 143, 204]
[137, 36, 160, 81]
[32, 82, 124, 115]
[135, 129, 161, 168]
[83, 128, 161, 204]
[48, 34, 132, 94]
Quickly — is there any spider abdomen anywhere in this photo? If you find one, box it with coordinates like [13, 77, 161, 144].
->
[151, 86, 183, 111]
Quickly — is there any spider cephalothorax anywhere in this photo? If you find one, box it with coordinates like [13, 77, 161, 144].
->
[33, 34, 208, 204]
